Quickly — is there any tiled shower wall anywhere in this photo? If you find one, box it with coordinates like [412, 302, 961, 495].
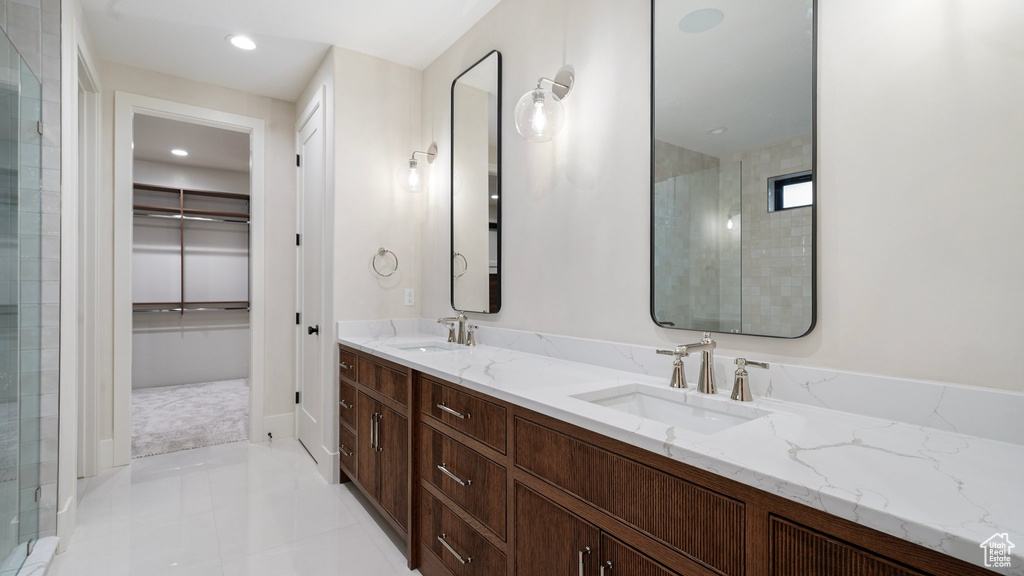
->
[653, 140, 740, 332]
[735, 136, 813, 337]
[0, 0, 60, 540]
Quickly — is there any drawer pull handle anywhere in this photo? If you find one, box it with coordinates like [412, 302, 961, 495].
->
[341, 361, 351, 370]
[340, 399, 352, 409]
[437, 402, 470, 420]
[437, 463, 471, 486]
[339, 444, 353, 457]
[578, 547, 591, 576]
[600, 561, 613, 575]
[438, 533, 471, 565]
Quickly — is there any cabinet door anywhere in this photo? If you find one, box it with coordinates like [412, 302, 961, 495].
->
[356, 392, 380, 499]
[515, 483, 599, 576]
[378, 403, 409, 530]
[600, 534, 681, 576]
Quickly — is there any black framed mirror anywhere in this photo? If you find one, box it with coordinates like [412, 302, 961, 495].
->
[451, 50, 501, 313]
[651, 0, 816, 338]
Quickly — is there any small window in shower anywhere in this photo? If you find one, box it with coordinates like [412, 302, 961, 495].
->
[768, 171, 813, 212]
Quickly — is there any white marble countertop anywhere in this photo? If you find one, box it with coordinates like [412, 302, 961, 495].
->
[339, 332, 1024, 574]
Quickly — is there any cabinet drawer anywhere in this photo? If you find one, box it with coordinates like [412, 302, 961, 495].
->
[357, 356, 408, 406]
[515, 417, 745, 576]
[420, 423, 507, 540]
[420, 486, 506, 576]
[420, 377, 506, 453]
[770, 516, 928, 576]
[339, 348, 358, 382]
[339, 425, 357, 477]
[339, 381, 357, 430]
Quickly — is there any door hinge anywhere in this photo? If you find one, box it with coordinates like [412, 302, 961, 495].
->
[296, 154, 301, 167]
[295, 391, 300, 404]
[296, 233, 301, 246]
[36, 122, 43, 136]
[34, 487, 40, 503]
[296, 312, 301, 325]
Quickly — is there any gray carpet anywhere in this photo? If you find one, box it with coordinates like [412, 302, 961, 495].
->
[132, 379, 249, 459]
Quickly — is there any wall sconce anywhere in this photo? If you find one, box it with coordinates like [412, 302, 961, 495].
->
[726, 209, 740, 231]
[397, 143, 437, 193]
[514, 68, 575, 143]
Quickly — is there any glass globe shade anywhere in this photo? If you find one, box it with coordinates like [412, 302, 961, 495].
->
[514, 88, 565, 143]
[397, 158, 426, 193]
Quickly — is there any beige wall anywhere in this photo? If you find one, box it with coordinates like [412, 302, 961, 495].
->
[97, 61, 298, 442]
[420, 0, 1024, 392]
[328, 47, 424, 323]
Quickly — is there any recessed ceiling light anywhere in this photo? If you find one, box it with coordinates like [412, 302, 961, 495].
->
[227, 35, 256, 51]
[707, 127, 727, 135]
[171, 149, 189, 157]
[490, 195, 499, 200]
[679, 9, 724, 34]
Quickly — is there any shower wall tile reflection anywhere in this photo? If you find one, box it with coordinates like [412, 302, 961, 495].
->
[736, 136, 812, 335]
[654, 135, 812, 336]
[653, 140, 740, 332]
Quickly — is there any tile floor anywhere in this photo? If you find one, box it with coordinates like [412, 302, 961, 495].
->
[49, 439, 420, 576]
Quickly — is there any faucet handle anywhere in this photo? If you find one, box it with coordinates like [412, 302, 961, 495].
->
[732, 358, 769, 402]
[466, 325, 478, 347]
[656, 349, 688, 388]
[735, 358, 769, 370]
[437, 318, 457, 343]
[656, 347, 688, 357]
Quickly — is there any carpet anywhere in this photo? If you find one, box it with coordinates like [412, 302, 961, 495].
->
[132, 379, 249, 459]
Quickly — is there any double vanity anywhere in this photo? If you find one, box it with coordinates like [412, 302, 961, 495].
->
[334, 322, 1022, 576]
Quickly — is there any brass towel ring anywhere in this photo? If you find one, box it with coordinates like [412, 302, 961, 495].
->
[372, 248, 399, 277]
[452, 252, 468, 279]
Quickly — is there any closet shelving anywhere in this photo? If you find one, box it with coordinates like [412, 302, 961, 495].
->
[132, 183, 251, 314]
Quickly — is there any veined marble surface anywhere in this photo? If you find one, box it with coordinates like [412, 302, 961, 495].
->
[338, 322, 1024, 574]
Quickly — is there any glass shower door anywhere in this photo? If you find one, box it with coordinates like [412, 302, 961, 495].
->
[0, 28, 44, 573]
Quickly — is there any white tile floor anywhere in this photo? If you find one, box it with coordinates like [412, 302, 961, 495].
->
[50, 439, 421, 576]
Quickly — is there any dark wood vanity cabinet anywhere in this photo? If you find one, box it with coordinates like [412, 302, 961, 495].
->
[355, 391, 409, 531]
[339, 345, 993, 576]
[338, 345, 413, 562]
[514, 483, 601, 576]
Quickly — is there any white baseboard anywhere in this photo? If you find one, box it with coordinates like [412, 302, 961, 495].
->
[262, 412, 295, 441]
[98, 439, 114, 470]
[317, 446, 340, 483]
[56, 494, 75, 554]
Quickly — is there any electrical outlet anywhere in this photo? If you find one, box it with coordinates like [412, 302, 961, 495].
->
[404, 289, 415, 306]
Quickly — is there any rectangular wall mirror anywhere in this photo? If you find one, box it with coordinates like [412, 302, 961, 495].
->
[452, 50, 501, 313]
[651, 0, 816, 338]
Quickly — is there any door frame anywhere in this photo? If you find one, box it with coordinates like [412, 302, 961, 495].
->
[294, 85, 339, 480]
[112, 92, 267, 466]
[58, 6, 103, 552]
[74, 51, 101, 480]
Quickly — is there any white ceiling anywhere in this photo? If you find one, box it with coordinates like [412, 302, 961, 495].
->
[654, 0, 813, 158]
[134, 114, 250, 173]
[82, 0, 503, 102]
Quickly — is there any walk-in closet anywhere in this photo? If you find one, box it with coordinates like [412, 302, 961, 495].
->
[130, 115, 251, 458]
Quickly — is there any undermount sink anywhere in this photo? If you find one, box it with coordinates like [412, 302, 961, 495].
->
[572, 383, 768, 435]
[393, 341, 463, 353]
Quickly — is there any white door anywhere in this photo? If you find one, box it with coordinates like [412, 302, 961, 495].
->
[296, 100, 325, 460]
